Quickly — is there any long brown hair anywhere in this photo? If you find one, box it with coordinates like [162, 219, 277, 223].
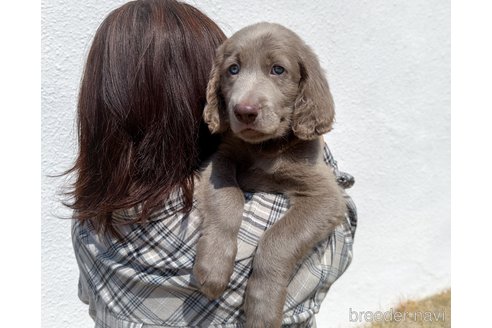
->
[65, 0, 225, 236]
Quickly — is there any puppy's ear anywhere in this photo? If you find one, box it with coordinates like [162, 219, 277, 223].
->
[203, 45, 228, 134]
[292, 45, 335, 140]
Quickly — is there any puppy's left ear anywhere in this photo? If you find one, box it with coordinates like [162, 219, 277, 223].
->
[292, 45, 335, 140]
[203, 44, 228, 134]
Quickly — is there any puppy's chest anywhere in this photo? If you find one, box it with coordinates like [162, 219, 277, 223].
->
[247, 157, 285, 175]
[242, 154, 314, 177]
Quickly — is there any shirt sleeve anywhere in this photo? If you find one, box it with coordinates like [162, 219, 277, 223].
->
[322, 143, 358, 237]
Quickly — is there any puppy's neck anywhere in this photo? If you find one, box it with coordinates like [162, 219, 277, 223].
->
[248, 132, 302, 157]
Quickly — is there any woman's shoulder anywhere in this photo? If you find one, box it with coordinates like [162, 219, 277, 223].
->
[71, 186, 356, 327]
[71, 189, 292, 272]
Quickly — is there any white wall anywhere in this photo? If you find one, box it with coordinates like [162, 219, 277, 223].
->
[41, 0, 450, 327]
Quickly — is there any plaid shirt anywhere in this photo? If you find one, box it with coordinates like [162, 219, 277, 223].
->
[72, 144, 357, 328]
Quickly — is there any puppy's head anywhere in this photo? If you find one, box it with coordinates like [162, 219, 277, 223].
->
[204, 22, 335, 143]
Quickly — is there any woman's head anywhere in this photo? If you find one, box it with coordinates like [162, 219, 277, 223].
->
[68, 0, 226, 235]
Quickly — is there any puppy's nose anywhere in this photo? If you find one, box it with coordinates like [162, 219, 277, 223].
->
[233, 103, 259, 124]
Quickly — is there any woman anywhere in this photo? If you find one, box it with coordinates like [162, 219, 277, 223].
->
[68, 0, 357, 327]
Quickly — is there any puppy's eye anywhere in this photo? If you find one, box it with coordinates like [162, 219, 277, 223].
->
[271, 65, 285, 75]
[228, 64, 240, 75]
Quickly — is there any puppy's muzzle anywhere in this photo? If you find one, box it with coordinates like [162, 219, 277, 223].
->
[233, 103, 259, 125]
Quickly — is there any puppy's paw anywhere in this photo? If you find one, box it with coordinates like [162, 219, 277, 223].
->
[243, 275, 286, 328]
[193, 236, 237, 299]
[193, 260, 232, 299]
[244, 316, 281, 328]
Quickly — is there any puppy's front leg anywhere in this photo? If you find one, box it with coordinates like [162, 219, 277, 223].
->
[194, 154, 244, 299]
[244, 186, 345, 328]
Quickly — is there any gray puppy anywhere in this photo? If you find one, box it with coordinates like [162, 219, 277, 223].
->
[193, 22, 347, 328]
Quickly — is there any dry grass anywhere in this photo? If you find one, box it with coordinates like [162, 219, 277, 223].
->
[361, 289, 450, 328]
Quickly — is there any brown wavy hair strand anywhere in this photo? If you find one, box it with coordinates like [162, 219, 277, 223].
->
[65, 0, 225, 236]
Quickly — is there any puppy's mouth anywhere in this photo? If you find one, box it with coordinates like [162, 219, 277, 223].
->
[234, 125, 272, 143]
[229, 106, 288, 143]
[232, 113, 292, 143]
